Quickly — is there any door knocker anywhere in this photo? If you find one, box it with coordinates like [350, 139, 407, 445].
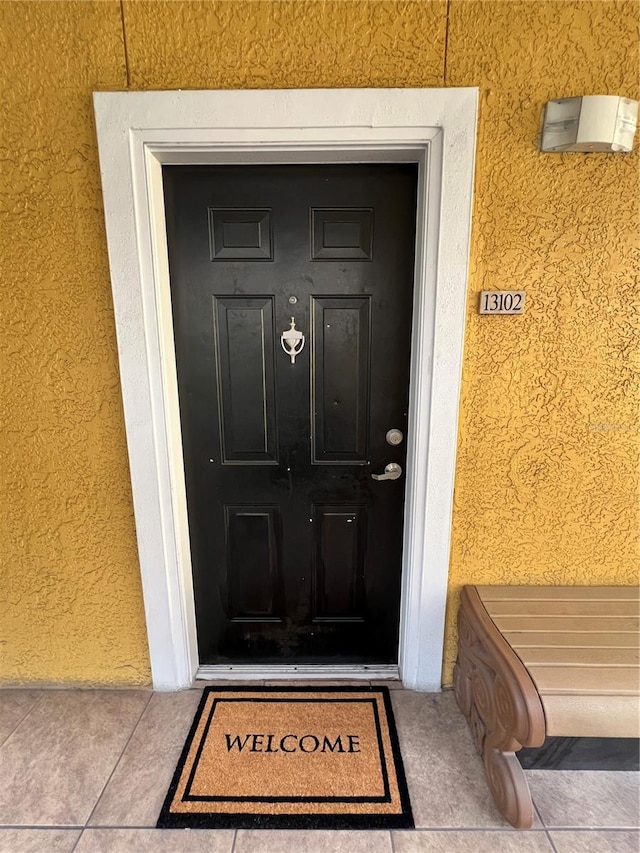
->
[280, 317, 305, 364]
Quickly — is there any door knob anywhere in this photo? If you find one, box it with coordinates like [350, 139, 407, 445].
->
[371, 462, 402, 481]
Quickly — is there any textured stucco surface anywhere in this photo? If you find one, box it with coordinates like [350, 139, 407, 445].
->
[0, 2, 150, 685]
[442, 0, 640, 682]
[121, 0, 448, 90]
[1, 1, 638, 686]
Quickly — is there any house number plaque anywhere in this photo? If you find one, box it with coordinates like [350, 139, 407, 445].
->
[479, 291, 526, 315]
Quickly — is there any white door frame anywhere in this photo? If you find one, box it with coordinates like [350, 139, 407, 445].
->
[93, 88, 477, 691]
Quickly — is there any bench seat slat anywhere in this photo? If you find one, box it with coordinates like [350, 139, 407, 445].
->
[527, 664, 640, 694]
[511, 646, 640, 666]
[476, 585, 640, 601]
[543, 693, 640, 738]
[487, 599, 639, 616]
[492, 615, 640, 633]
[503, 630, 640, 649]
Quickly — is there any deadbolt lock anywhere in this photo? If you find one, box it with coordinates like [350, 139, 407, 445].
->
[386, 429, 404, 446]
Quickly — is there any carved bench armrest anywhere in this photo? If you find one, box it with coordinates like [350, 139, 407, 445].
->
[454, 585, 546, 828]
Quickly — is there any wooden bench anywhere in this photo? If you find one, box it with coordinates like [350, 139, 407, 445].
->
[453, 584, 640, 828]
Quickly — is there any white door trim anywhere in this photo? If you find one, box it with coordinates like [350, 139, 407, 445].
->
[93, 88, 477, 691]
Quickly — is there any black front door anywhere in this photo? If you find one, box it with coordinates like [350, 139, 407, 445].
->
[163, 164, 417, 664]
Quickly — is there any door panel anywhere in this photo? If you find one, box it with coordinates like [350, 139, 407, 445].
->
[163, 164, 417, 664]
[209, 208, 273, 260]
[225, 505, 282, 621]
[311, 296, 371, 464]
[213, 296, 278, 464]
[312, 504, 367, 621]
[310, 208, 373, 260]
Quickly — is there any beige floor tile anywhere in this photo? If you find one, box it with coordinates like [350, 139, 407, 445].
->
[0, 690, 150, 826]
[370, 680, 403, 689]
[0, 829, 80, 853]
[527, 770, 640, 828]
[390, 690, 531, 828]
[550, 830, 640, 852]
[89, 690, 203, 827]
[75, 828, 234, 852]
[0, 691, 42, 746]
[393, 829, 555, 852]
[234, 829, 392, 853]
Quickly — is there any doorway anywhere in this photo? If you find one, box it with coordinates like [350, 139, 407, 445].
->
[93, 87, 477, 689]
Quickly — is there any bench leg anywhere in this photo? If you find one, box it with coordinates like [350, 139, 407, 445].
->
[482, 742, 536, 829]
[454, 588, 545, 829]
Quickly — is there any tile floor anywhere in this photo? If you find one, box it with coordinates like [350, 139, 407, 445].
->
[0, 684, 637, 852]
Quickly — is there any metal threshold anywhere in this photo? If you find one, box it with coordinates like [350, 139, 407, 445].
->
[196, 664, 400, 681]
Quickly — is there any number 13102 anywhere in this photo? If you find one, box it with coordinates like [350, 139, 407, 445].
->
[479, 291, 526, 314]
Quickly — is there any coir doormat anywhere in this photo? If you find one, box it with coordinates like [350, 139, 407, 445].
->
[157, 686, 413, 829]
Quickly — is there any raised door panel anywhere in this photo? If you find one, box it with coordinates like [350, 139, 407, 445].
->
[208, 208, 273, 260]
[225, 506, 282, 622]
[312, 504, 367, 622]
[311, 296, 371, 464]
[213, 296, 278, 464]
[311, 208, 373, 260]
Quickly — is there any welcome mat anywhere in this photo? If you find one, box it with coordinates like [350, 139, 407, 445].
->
[157, 686, 414, 829]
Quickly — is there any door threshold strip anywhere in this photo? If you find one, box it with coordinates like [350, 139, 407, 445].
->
[196, 664, 400, 681]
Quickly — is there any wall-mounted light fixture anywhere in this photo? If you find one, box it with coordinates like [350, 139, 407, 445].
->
[540, 95, 638, 153]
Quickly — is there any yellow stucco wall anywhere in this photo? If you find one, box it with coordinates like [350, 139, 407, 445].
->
[1, 1, 637, 686]
[443, 0, 640, 681]
[1, 1, 151, 685]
